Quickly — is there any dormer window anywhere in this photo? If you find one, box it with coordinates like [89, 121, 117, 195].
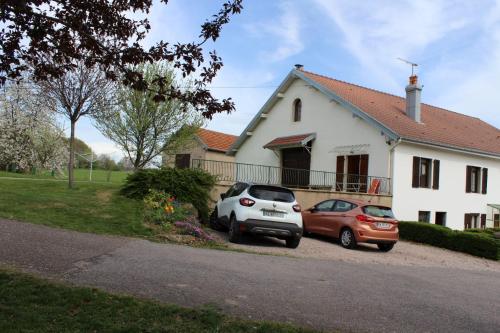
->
[293, 98, 302, 122]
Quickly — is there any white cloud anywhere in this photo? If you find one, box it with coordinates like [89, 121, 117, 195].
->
[312, 0, 474, 90]
[245, 1, 304, 62]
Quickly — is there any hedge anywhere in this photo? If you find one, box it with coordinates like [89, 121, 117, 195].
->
[399, 222, 500, 260]
[121, 168, 216, 220]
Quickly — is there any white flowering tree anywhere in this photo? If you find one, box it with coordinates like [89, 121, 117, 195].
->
[0, 81, 67, 173]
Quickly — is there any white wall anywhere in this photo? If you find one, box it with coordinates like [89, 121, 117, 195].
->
[392, 142, 500, 230]
[235, 78, 391, 179]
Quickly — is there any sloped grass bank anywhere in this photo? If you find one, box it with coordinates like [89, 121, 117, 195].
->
[0, 178, 151, 237]
[0, 269, 317, 333]
[399, 222, 500, 260]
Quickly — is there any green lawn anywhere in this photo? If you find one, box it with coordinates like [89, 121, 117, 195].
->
[0, 269, 316, 333]
[0, 168, 131, 184]
[0, 178, 151, 237]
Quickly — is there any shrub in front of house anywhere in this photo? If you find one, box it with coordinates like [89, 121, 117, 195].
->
[399, 222, 500, 260]
[121, 167, 216, 220]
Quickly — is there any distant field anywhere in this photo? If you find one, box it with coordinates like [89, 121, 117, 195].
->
[0, 169, 131, 184]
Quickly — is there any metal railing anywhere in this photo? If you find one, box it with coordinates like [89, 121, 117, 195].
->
[191, 159, 391, 195]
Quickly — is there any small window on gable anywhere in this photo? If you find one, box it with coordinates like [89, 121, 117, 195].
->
[293, 98, 302, 122]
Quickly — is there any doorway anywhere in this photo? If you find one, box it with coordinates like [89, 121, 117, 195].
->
[336, 154, 369, 192]
[281, 146, 311, 187]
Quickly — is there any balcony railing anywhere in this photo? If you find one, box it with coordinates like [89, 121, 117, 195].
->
[191, 159, 391, 195]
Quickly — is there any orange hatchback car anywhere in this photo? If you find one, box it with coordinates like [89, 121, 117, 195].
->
[302, 199, 399, 251]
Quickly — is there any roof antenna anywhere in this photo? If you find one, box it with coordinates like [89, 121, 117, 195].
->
[397, 57, 418, 76]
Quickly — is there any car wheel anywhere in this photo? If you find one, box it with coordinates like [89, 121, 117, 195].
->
[377, 243, 395, 252]
[285, 236, 301, 249]
[228, 214, 241, 243]
[340, 228, 357, 249]
[209, 208, 224, 231]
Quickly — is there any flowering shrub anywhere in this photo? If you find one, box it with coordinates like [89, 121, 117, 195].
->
[174, 220, 215, 242]
[143, 189, 186, 225]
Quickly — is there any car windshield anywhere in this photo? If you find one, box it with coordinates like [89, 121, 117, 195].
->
[248, 185, 295, 203]
[362, 205, 395, 218]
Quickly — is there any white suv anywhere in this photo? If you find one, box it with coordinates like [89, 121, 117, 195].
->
[209, 182, 303, 248]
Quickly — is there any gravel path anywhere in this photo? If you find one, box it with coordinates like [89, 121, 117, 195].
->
[212, 231, 500, 272]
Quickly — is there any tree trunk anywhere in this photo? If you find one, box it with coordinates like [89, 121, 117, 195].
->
[68, 120, 76, 189]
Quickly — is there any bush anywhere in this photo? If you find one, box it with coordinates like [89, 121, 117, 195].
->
[399, 222, 500, 260]
[121, 168, 216, 220]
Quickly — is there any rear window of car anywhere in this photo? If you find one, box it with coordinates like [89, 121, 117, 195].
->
[362, 205, 395, 218]
[248, 185, 295, 203]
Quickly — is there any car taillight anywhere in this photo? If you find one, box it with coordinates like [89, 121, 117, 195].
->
[356, 214, 374, 223]
[292, 204, 301, 212]
[239, 198, 255, 207]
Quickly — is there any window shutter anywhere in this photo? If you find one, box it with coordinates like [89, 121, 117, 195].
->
[432, 160, 440, 190]
[482, 168, 488, 194]
[412, 157, 420, 188]
[336, 156, 345, 191]
[465, 166, 472, 193]
[464, 214, 471, 229]
[480, 214, 486, 229]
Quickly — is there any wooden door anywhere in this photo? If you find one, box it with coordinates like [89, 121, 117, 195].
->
[281, 147, 310, 187]
[494, 214, 500, 228]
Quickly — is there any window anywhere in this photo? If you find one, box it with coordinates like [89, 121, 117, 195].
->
[333, 200, 356, 212]
[248, 185, 295, 202]
[225, 182, 248, 198]
[464, 213, 480, 229]
[412, 157, 439, 189]
[494, 214, 499, 228]
[293, 98, 302, 122]
[362, 206, 395, 218]
[435, 212, 446, 226]
[175, 154, 190, 169]
[314, 200, 336, 212]
[465, 166, 483, 193]
[418, 211, 431, 223]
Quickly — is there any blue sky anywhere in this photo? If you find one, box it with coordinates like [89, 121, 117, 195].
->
[75, 0, 500, 158]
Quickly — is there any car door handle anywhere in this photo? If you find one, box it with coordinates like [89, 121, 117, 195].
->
[341, 214, 347, 217]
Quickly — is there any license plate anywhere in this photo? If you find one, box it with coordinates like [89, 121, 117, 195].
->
[376, 222, 392, 229]
[263, 210, 285, 218]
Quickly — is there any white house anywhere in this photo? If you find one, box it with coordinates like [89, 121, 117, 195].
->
[227, 65, 500, 230]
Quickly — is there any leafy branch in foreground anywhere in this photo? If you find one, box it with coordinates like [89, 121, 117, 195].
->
[1, 0, 243, 119]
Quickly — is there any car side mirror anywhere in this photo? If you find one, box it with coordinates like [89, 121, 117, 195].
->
[220, 193, 226, 200]
[309, 207, 317, 213]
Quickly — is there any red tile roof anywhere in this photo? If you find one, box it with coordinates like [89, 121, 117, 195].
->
[197, 128, 238, 152]
[264, 133, 315, 149]
[301, 70, 500, 156]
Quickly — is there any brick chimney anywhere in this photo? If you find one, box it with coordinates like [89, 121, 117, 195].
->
[405, 75, 422, 122]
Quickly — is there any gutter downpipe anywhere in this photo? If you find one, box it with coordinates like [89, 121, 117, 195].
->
[389, 138, 402, 196]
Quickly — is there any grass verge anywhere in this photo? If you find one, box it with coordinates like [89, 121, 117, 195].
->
[0, 269, 317, 333]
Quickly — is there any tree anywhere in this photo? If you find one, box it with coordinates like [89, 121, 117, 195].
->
[0, 80, 67, 172]
[36, 62, 113, 188]
[95, 62, 203, 169]
[1, 0, 243, 119]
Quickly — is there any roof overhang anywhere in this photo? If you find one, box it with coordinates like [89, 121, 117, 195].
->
[263, 133, 316, 150]
[226, 69, 400, 156]
[488, 204, 500, 210]
[400, 137, 500, 159]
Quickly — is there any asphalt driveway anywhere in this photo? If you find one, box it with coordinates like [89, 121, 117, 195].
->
[1, 219, 499, 333]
